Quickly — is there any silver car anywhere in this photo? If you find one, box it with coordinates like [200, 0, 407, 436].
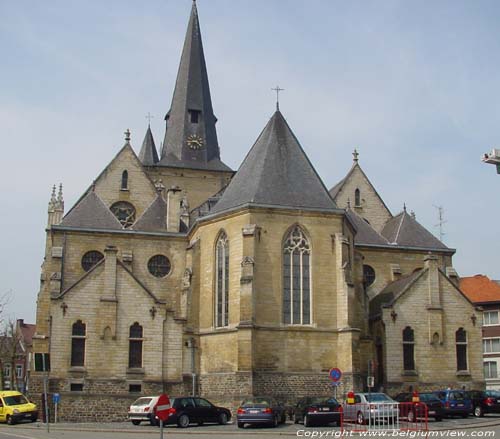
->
[343, 393, 399, 426]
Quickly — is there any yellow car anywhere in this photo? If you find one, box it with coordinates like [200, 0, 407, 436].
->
[0, 391, 38, 425]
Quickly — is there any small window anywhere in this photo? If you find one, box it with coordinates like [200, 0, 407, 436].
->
[189, 109, 201, 124]
[456, 328, 468, 371]
[110, 201, 136, 228]
[81, 251, 104, 272]
[483, 338, 500, 353]
[70, 383, 84, 392]
[148, 255, 171, 278]
[403, 326, 415, 371]
[129, 384, 142, 393]
[363, 265, 376, 288]
[71, 320, 86, 367]
[484, 311, 499, 326]
[485, 362, 498, 379]
[129, 323, 143, 368]
[15, 365, 23, 379]
[354, 188, 361, 206]
[121, 170, 128, 190]
[3, 364, 11, 378]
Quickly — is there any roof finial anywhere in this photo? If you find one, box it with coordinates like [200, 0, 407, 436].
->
[410, 210, 416, 220]
[271, 85, 284, 111]
[57, 183, 64, 203]
[353, 148, 359, 163]
[124, 129, 131, 143]
[145, 112, 154, 127]
[403, 202, 407, 212]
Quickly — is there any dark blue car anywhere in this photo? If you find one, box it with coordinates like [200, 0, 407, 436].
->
[433, 390, 472, 418]
[237, 396, 286, 428]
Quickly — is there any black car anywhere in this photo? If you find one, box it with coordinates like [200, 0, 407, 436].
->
[293, 396, 341, 427]
[159, 396, 231, 428]
[394, 392, 444, 421]
[237, 396, 286, 428]
[466, 390, 500, 417]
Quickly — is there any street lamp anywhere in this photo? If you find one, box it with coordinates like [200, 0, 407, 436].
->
[482, 149, 500, 174]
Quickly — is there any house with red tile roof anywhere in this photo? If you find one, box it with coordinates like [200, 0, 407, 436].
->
[461, 275, 500, 390]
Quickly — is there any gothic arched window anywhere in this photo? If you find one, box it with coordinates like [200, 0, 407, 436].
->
[403, 326, 415, 371]
[121, 170, 128, 190]
[283, 226, 311, 325]
[129, 323, 143, 368]
[456, 328, 468, 371]
[110, 201, 135, 228]
[71, 320, 86, 367]
[355, 188, 361, 207]
[215, 232, 229, 328]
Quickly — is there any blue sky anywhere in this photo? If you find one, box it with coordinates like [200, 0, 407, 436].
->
[1, 0, 499, 322]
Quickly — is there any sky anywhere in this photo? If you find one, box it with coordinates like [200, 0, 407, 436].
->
[1, 0, 499, 323]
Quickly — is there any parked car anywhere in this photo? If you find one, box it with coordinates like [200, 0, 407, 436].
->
[237, 396, 286, 428]
[128, 396, 160, 426]
[433, 390, 471, 418]
[343, 393, 399, 425]
[393, 392, 444, 421]
[0, 391, 38, 425]
[465, 390, 500, 417]
[159, 396, 231, 428]
[293, 396, 341, 427]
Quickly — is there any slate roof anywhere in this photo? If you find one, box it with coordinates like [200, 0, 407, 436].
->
[138, 125, 159, 165]
[133, 195, 168, 233]
[369, 270, 424, 318]
[60, 190, 122, 230]
[460, 275, 500, 304]
[159, 1, 231, 172]
[210, 110, 338, 215]
[381, 210, 449, 250]
[345, 209, 390, 246]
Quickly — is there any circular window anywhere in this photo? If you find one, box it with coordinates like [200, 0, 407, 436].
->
[81, 251, 104, 272]
[148, 255, 171, 278]
[363, 264, 376, 288]
[110, 201, 136, 228]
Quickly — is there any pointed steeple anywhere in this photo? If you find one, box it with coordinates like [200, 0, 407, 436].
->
[159, 1, 230, 171]
[139, 125, 159, 165]
[211, 110, 338, 214]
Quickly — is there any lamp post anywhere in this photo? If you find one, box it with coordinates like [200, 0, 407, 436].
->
[482, 149, 500, 174]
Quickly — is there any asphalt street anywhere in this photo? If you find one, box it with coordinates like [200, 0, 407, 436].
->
[0, 416, 499, 439]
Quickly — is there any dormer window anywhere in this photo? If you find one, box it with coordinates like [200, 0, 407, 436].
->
[189, 109, 201, 124]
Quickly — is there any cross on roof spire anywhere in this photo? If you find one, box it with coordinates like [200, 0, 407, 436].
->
[353, 148, 359, 163]
[145, 112, 154, 125]
[124, 129, 131, 143]
[271, 85, 284, 111]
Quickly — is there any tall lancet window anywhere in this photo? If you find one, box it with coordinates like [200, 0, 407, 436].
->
[354, 188, 361, 206]
[215, 232, 229, 327]
[121, 170, 128, 190]
[283, 226, 311, 325]
[456, 328, 468, 371]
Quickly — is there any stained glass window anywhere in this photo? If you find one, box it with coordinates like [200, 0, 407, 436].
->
[148, 255, 171, 278]
[81, 251, 104, 272]
[215, 232, 229, 327]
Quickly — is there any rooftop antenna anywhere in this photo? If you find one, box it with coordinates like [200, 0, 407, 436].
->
[433, 204, 447, 242]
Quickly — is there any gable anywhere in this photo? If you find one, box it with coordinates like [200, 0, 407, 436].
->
[330, 164, 392, 232]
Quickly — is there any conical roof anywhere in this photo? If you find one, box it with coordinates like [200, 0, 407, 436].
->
[138, 125, 159, 165]
[211, 111, 338, 215]
[159, 2, 230, 171]
[60, 190, 122, 230]
[381, 209, 449, 250]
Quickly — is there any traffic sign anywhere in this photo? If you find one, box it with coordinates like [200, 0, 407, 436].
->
[156, 394, 171, 422]
[52, 393, 60, 404]
[329, 367, 342, 382]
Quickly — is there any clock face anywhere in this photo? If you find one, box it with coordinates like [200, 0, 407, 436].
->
[186, 134, 204, 150]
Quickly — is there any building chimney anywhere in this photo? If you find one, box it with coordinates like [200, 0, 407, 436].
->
[166, 186, 182, 232]
[424, 253, 440, 306]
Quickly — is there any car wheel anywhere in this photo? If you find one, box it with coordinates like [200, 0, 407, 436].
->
[218, 412, 228, 425]
[474, 406, 484, 417]
[357, 411, 365, 425]
[304, 414, 310, 427]
[177, 414, 190, 428]
[131, 420, 141, 426]
[237, 422, 245, 428]
[6, 415, 14, 425]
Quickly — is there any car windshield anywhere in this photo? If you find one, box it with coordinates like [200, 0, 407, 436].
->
[242, 398, 270, 407]
[486, 391, 500, 397]
[132, 397, 153, 407]
[3, 395, 28, 406]
[309, 397, 338, 405]
[364, 394, 393, 403]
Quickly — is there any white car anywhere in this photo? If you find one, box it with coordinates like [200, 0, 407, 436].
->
[128, 396, 160, 426]
[343, 393, 399, 425]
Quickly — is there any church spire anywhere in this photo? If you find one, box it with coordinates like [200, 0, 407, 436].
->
[139, 125, 159, 165]
[159, 1, 222, 169]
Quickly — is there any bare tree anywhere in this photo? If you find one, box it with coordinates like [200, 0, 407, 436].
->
[0, 291, 13, 390]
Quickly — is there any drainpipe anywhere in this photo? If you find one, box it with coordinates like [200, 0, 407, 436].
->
[188, 338, 196, 396]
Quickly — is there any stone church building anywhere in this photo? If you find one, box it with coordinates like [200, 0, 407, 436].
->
[32, 2, 484, 421]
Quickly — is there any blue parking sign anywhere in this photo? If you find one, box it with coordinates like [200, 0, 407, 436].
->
[52, 393, 60, 404]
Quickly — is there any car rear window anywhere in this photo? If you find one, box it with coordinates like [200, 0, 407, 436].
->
[242, 398, 270, 407]
[3, 395, 28, 406]
[364, 394, 393, 403]
[450, 392, 464, 400]
[486, 391, 500, 398]
[132, 397, 153, 407]
[419, 393, 438, 402]
[309, 397, 339, 405]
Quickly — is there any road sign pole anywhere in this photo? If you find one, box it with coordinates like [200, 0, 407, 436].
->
[43, 374, 49, 433]
[160, 419, 164, 439]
